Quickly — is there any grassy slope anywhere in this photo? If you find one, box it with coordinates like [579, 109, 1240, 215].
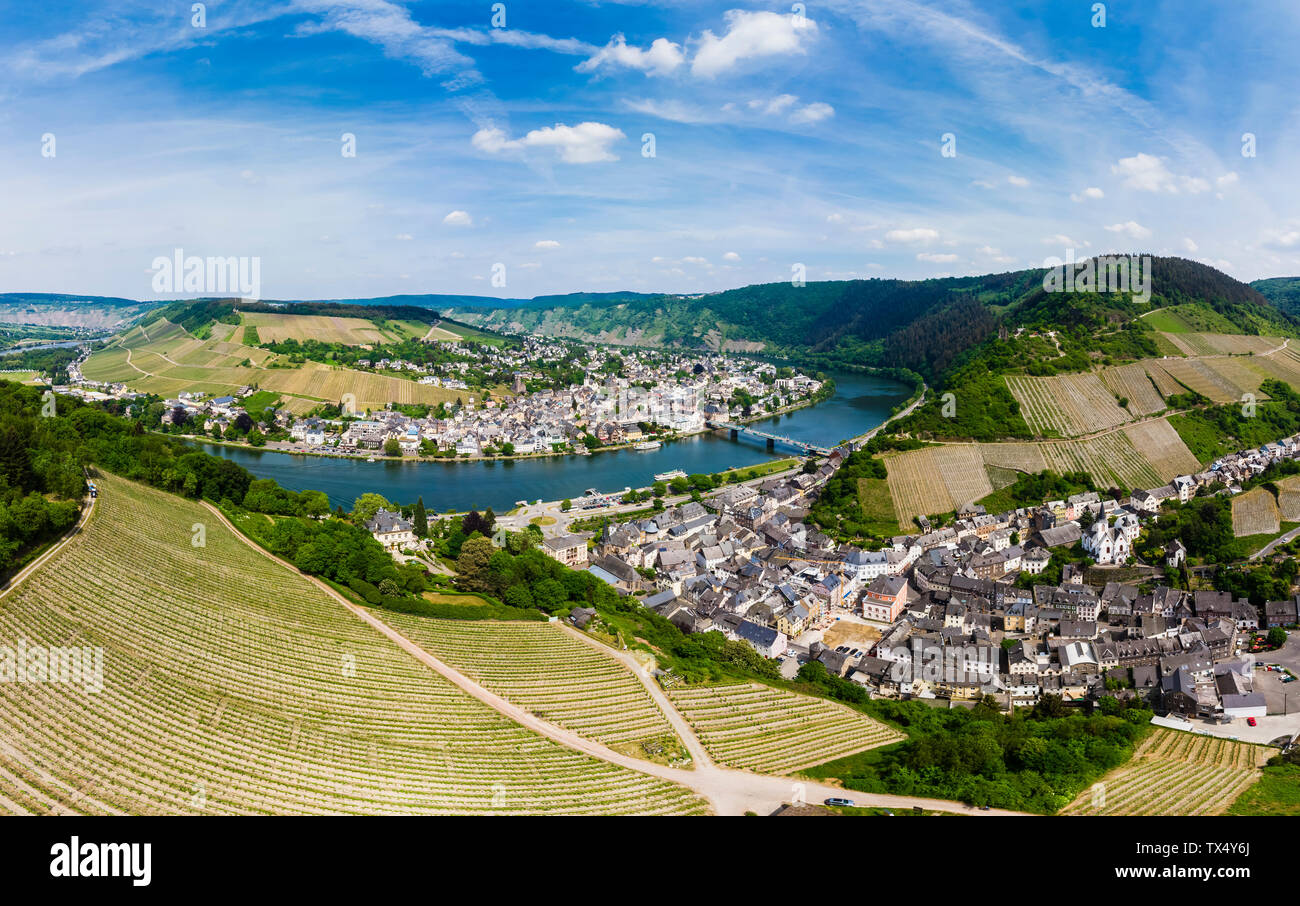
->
[1227, 762, 1300, 815]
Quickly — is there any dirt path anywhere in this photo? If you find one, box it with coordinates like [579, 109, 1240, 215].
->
[0, 495, 95, 601]
[201, 500, 1031, 816]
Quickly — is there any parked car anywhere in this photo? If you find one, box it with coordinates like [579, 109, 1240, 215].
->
[824, 797, 855, 808]
[1247, 717, 1258, 726]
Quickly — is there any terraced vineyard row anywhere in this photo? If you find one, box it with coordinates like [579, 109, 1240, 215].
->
[1276, 475, 1300, 522]
[1005, 373, 1129, 437]
[1120, 419, 1201, 480]
[371, 615, 685, 762]
[0, 475, 708, 815]
[1062, 729, 1268, 816]
[666, 683, 903, 774]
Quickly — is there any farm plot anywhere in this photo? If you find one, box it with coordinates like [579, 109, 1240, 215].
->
[978, 442, 1048, 474]
[1121, 419, 1201, 479]
[1189, 333, 1284, 355]
[0, 474, 708, 816]
[1099, 363, 1166, 416]
[368, 616, 685, 763]
[1232, 486, 1281, 537]
[1004, 373, 1129, 437]
[240, 313, 392, 346]
[666, 683, 903, 774]
[1275, 475, 1300, 522]
[1157, 357, 1244, 403]
[884, 446, 993, 521]
[1141, 360, 1191, 397]
[1061, 729, 1269, 816]
[1040, 432, 1161, 489]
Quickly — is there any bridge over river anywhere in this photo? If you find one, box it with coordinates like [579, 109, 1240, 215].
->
[708, 420, 833, 456]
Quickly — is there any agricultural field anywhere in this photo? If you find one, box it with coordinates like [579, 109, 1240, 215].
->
[1039, 431, 1162, 489]
[1120, 419, 1201, 479]
[0, 474, 708, 815]
[884, 445, 993, 521]
[0, 370, 41, 384]
[1004, 373, 1129, 437]
[239, 312, 427, 346]
[1061, 729, 1269, 816]
[1232, 486, 1281, 537]
[81, 318, 462, 411]
[1140, 359, 1192, 397]
[1157, 357, 1248, 403]
[367, 616, 686, 764]
[855, 477, 901, 533]
[1276, 475, 1300, 522]
[665, 683, 903, 775]
[1098, 363, 1167, 416]
[978, 442, 1048, 474]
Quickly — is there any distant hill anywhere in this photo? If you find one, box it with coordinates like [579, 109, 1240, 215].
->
[0, 292, 163, 329]
[1251, 277, 1300, 318]
[449, 257, 1297, 380]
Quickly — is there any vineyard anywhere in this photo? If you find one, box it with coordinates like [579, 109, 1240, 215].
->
[1231, 486, 1281, 537]
[81, 318, 462, 411]
[369, 615, 687, 763]
[978, 442, 1048, 475]
[1004, 373, 1130, 437]
[1039, 432, 1162, 489]
[665, 682, 903, 774]
[1061, 729, 1269, 816]
[884, 445, 993, 521]
[1276, 475, 1300, 522]
[0, 475, 708, 815]
[1120, 419, 1201, 480]
[1098, 363, 1167, 416]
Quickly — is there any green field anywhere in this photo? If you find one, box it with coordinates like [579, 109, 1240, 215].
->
[0, 473, 708, 815]
[1227, 761, 1300, 815]
[856, 476, 902, 534]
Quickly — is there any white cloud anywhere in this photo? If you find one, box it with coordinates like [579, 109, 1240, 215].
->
[535, 239, 561, 249]
[1111, 153, 1208, 194]
[1007, 175, 1029, 187]
[682, 256, 709, 265]
[472, 122, 626, 163]
[790, 101, 835, 124]
[692, 10, 818, 78]
[1183, 237, 1198, 252]
[749, 94, 798, 114]
[885, 227, 939, 243]
[1262, 229, 1300, 249]
[394, 233, 413, 241]
[1217, 172, 1239, 188]
[723, 251, 741, 262]
[577, 34, 684, 76]
[443, 210, 472, 226]
[917, 252, 958, 262]
[1104, 220, 1152, 239]
[1070, 186, 1104, 202]
[1042, 234, 1090, 248]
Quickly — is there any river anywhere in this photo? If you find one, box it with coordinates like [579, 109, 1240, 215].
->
[198, 370, 911, 512]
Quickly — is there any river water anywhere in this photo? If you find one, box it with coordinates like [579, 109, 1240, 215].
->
[198, 370, 911, 512]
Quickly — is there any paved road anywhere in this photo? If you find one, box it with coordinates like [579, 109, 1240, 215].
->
[1251, 524, 1300, 560]
[205, 500, 1029, 816]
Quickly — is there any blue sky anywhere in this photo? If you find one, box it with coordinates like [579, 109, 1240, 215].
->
[2, 0, 1299, 300]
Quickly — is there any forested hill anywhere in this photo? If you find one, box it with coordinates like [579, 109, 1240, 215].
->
[450, 257, 1296, 382]
[1252, 277, 1300, 318]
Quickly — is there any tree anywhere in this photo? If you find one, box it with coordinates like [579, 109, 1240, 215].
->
[1268, 627, 1288, 648]
[561, 499, 572, 512]
[413, 496, 428, 538]
[299, 489, 330, 519]
[247, 429, 266, 447]
[456, 536, 496, 591]
[383, 437, 402, 457]
[352, 493, 392, 526]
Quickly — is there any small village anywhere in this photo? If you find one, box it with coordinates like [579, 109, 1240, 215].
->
[469, 438, 1300, 734]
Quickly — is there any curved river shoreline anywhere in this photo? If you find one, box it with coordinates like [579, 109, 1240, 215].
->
[199, 371, 911, 512]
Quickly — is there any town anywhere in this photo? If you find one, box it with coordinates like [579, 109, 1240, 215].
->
[59, 341, 828, 459]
